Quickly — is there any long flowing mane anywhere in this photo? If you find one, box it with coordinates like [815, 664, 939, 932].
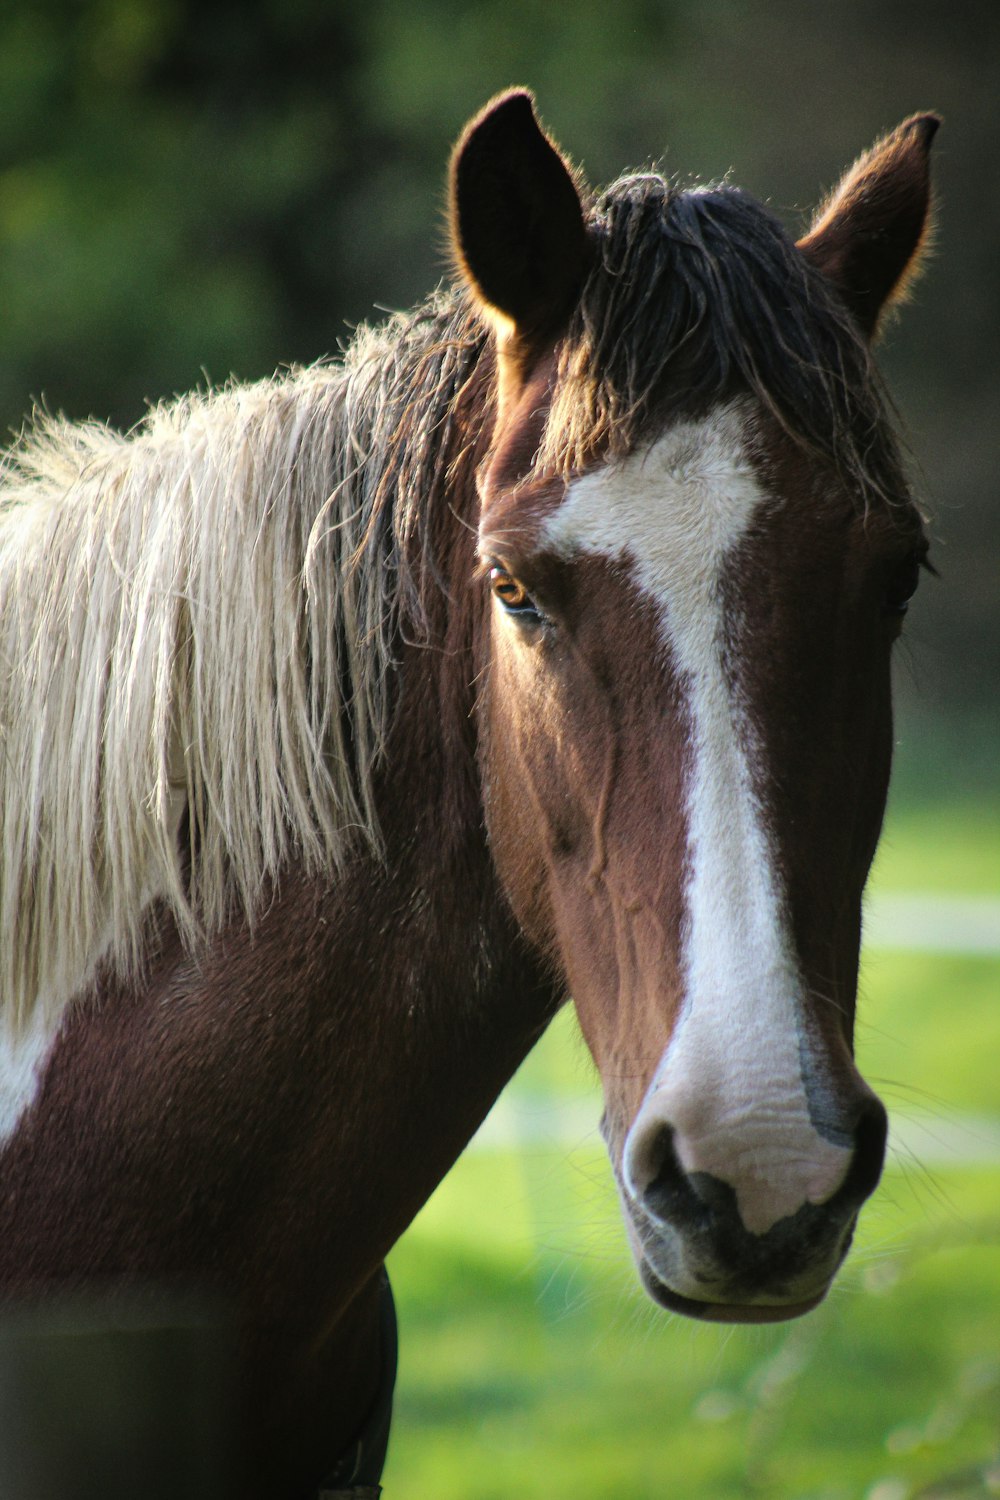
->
[0, 292, 485, 1031]
[0, 173, 906, 1035]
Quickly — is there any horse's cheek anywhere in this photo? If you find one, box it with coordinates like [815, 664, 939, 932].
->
[479, 634, 572, 957]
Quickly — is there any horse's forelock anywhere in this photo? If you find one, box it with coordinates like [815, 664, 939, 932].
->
[538, 175, 909, 508]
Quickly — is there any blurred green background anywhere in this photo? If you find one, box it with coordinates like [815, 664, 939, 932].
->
[1, 2, 995, 1496]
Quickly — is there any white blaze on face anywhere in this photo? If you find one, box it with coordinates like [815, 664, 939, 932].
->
[543, 405, 851, 1236]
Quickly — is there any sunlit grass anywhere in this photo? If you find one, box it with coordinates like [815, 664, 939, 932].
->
[385, 802, 1000, 1498]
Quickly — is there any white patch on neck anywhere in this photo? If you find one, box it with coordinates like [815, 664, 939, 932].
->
[0, 1010, 57, 1145]
[544, 405, 850, 1235]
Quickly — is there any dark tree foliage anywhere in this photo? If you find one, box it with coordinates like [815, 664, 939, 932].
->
[0, 0, 676, 430]
[0, 0, 374, 427]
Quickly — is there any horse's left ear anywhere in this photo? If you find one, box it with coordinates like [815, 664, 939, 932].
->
[797, 114, 940, 339]
[449, 90, 589, 343]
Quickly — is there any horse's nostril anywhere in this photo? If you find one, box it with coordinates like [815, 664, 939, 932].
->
[634, 1125, 695, 1225]
[842, 1096, 889, 1205]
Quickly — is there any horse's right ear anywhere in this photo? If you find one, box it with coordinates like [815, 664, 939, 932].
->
[449, 90, 589, 341]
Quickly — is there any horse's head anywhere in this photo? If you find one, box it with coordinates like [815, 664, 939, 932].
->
[452, 92, 936, 1323]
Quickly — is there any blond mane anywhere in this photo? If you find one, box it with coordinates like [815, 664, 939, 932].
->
[0, 293, 484, 1033]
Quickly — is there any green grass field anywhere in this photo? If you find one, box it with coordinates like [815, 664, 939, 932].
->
[384, 799, 1000, 1499]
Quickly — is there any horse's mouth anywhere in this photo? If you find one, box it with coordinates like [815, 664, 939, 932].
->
[637, 1258, 826, 1325]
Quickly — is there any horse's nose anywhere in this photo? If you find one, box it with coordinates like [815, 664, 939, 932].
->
[623, 1086, 888, 1240]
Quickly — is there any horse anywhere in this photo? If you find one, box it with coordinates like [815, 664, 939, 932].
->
[0, 90, 937, 1497]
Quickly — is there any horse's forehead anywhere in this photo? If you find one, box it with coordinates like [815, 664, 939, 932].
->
[541, 404, 767, 615]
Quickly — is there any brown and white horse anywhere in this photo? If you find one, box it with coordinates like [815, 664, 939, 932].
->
[0, 92, 936, 1496]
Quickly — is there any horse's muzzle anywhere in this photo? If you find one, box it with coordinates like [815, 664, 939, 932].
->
[611, 1098, 888, 1323]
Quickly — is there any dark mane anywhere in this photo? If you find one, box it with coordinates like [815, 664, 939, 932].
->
[542, 175, 909, 505]
[369, 176, 913, 656]
[341, 289, 488, 656]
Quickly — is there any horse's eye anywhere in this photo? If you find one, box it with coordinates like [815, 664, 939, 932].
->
[883, 554, 923, 618]
[489, 566, 537, 617]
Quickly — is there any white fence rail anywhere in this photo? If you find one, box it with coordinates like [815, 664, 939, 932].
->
[863, 892, 1000, 955]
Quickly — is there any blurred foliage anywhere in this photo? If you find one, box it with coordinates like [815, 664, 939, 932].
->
[0, 0, 995, 768]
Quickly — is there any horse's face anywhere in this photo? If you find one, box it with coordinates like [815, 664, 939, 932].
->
[478, 396, 925, 1320]
[453, 92, 936, 1322]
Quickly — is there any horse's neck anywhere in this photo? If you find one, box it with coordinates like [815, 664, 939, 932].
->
[0, 619, 556, 1485]
[5, 575, 551, 1209]
[0, 340, 559, 1488]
